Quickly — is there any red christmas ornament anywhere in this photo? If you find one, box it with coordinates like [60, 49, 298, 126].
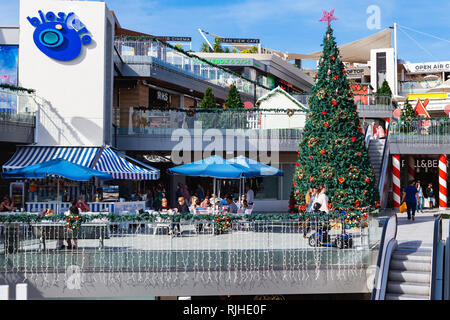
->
[356, 152, 362, 157]
[339, 177, 345, 184]
[330, 55, 335, 61]
[324, 121, 329, 128]
[331, 99, 337, 106]
[355, 200, 360, 207]
[296, 162, 300, 167]
[309, 176, 314, 182]
[333, 75, 339, 81]
[351, 137, 356, 142]
[320, 149, 325, 155]
[365, 177, 371, 183]
[309, 155, 313, 160]
[300, 204, 307, 212]
[322, 111, 327, 115]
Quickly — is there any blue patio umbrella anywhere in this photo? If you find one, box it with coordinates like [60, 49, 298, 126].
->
[2, 158, 113, 181]
[227, 155, 284, 177]
[167, 155, 251, 179]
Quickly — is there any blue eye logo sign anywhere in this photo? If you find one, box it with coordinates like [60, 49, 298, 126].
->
[27, 11, 92, 61]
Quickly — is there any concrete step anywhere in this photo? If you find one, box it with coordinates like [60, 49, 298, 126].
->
[390, 259, 432, 272]
[387, 281, 430, 296]
[388, 270, 430, 283]
[392, 251, 432, 262]
[385, 293, 429, 300]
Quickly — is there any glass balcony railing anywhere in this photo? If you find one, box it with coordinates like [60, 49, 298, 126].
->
[390, 118, 450, 145]
[115, 108, 305, 141]
[114, 38, 271, 99]
[0, 216, 383, 287]
[399, 79, 443, 95]
[0, 89, 37, 125]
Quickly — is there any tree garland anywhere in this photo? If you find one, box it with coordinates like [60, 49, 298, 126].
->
[65, 214, 82, 230]
[131, 106, 309, 113]
[0, 210, 377, 225]
[216, 216, 231, 230]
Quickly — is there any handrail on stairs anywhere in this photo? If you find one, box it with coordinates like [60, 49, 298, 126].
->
[378, 123, 390, 209]
[372, 213, 398, 300]
[431, 214, 443, 300]
[445, 216, 450, 300]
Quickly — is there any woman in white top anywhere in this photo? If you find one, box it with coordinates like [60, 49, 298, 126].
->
[313, 185, 329, 213]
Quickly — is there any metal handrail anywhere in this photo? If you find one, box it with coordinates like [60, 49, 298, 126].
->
[378, 123, 390, 208]
[372, 213, 398, 300]
[445, 219, 450, 300]
[430, 215, 443, 300]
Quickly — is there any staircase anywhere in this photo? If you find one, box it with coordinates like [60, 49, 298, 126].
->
[368, 138, 386, 186]
[385, 243, 432, 300]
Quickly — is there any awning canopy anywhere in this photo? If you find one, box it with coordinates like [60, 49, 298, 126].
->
[3, 146, 159, 180]
[207, 29, 392, 63]
[287, 28, 392, 63]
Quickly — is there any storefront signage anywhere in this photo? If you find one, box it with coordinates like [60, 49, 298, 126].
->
[402, 159, 439, 169]
[347, 68, 366, 78]
[219, 38, 260, 44]
[157, 90, 169, 102]
[404, 61, 450, 74]
[27, 10, 92, 61]
[163, 36, 192, 42]
[196, 58, 253, 66]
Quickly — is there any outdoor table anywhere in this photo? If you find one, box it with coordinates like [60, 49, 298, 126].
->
[31, 221, 110, 251]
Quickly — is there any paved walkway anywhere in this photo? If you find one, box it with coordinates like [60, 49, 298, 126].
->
[393, 209, 449, 246]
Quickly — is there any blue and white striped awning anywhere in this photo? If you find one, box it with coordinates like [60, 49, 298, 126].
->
[3, 147, 100, 171]
[3, 146, 159, 180]
[94, 147, 160, 180]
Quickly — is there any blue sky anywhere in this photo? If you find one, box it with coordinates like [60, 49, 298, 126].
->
[2, 0, 450, 69]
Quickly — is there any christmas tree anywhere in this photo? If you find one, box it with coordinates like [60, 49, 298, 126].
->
[224, 84, 244, 109]
[224, 84, 246, 129]
[198, 87, 217, 128]
[292, 22, 379, 222]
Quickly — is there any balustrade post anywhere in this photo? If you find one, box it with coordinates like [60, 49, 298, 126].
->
[392, 154, 401, 209]
[439, 154, 447, 211]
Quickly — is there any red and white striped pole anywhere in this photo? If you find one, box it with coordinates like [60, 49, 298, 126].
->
[393, 154, 401, 208]
[439, 155, 447, 211]
[407, 156, 415, 183]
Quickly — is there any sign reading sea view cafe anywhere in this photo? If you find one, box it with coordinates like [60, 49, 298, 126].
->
[404, 61, 450, 74]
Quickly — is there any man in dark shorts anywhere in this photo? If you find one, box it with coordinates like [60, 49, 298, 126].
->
[402, 180, 420, 221]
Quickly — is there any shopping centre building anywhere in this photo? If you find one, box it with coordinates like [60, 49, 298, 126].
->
[0, 0, 400, 213]
[1, 0, 450, 301]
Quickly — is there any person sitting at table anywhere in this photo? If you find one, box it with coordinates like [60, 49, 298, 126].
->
[200, 196, 212, 209]
[161, 198, 169, 211]
[224, 195, 238, 214]
[190, 196, 200, 212]
[0, 196, 14, 212]
[238, 194, 247, 208]
[76, 195, 90, 212]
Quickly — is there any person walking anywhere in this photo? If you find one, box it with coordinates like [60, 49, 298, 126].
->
[416, 180, 424, 213]
[402, 180, 419, 221]
[426, 183, 435, 209]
